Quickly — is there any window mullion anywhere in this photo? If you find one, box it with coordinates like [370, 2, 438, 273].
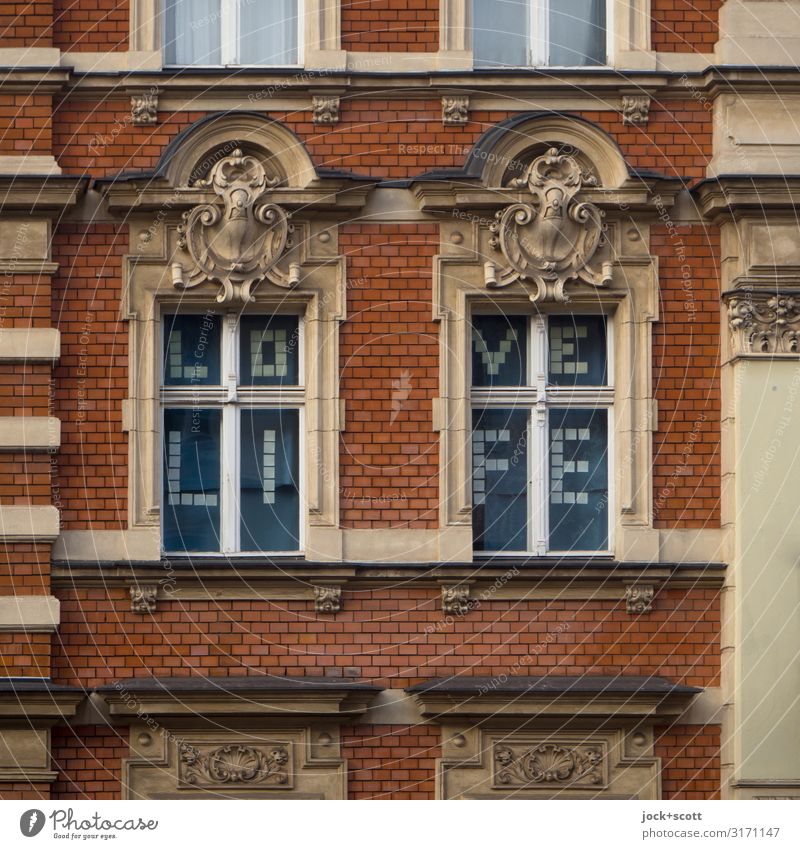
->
[530, 0, 548, 67]
[221, 0, 238, 65]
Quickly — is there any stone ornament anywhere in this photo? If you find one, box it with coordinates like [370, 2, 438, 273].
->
[621, 95, 650, 125]
[314, 585, 342, 614]
[172, 148, 298, 303]
[131, 93, 158, 125]
[727, 292, 800, 355]
[130, 585, 157, 614]
[442, 95, 469, 126]
[179, 742, 290, 788]
[494, 742, 605, 788]
[486, 148, 612, 302]
[442, 584, 471, 616]
[312, 95, 340, 124]
[625, 584, 655, 615]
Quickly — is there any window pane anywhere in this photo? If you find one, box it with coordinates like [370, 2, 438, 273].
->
[239, 0, 298, 65]
[239, 316, 299, 386]
[163, 314, 222, 386]
[163, 409, 221, 552]
[549, 0, 606, 66]
[549, 408, 608, 551]
[473, 0, 529, 68]
[472, 408, 529, 551]
[240, 409, 300, 551]
[472, 315, 528, 387]
[164, 0, 222, 65]
[548, 315, 607, 386]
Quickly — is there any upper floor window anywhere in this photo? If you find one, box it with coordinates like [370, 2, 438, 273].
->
[161, 312, 302, 554]
[472, 0, 606, 68]
[164, 0, 300, 66]
[471, 313, 612, 555]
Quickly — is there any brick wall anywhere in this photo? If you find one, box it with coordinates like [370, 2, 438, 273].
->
[341, 0, 439, 52]
[52, 588, 721, 688]
[0, 632, 50, 675]
[0, 1, 52, 45]
[339, 224, 439, 528]
[342, 724, 439, 798]
[51, 725, 127, 799]
[655, 723, 721, 799]
[0, 94, 52, 155]
[51, 224, 128, 530]
[652, 0, 722, 53]
[0, 782, 51, 800]
[0, 544, 50, 595]
[652, 224, 721, 528]
[53, 0, 128, 51]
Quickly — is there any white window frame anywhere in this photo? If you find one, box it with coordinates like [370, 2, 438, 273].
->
[470, 311, 614, 556]
[163, 0, 305, 68]
[160, 309, 305, 556]
[473, 0, 613, 69]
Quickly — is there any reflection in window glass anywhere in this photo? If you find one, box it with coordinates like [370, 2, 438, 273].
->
[240, 409, 300, 551]
[162, 409, 221, 552]
[548, 408, 608, 551]
[472, 408, 529, 552]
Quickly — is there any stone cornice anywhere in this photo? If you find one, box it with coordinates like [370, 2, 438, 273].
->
[0, 176, 85, 211]
[693, 175, 800, 222]
[0, 679, 86, 723]
[406, 675, 700, 721]
[96, 676, 382, 720]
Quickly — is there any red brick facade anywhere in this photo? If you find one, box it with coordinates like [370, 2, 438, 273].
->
[0, 1, 729, 803]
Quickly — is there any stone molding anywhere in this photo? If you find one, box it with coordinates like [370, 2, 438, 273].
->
[0, 505, 59, 542]
[0, 416, 60, 451]
[0, 596, 60, 632]
[726, 291, 800, 357]
[0, 328, 60, 362]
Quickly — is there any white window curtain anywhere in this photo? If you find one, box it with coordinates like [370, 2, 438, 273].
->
[549, 0, 606, 66]
[473, 0, 529, 68]
[164, 0, 299, 66]
[165, 0, 222, 65]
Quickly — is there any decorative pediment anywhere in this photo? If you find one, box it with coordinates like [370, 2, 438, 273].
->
[171, 148, 299, 304]
[727, 291, 800, 356]
[485, 148, 613, 302]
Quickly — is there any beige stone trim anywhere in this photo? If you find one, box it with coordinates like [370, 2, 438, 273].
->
[52, 529, 161, 562]
[0, 155, 61, 176]
[0, 417, 60, 451]
[0, 728, 54, 783]
[0, 328, 60, 362]
[0, 596, 60, 632]
[716, 0, 800, 66]
[341, 527, 472, 563]
[0, 505, 59, 541]
[0, 47, 61, 65]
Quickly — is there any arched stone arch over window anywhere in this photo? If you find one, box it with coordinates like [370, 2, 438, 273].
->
[100, 113, 374, 561]
[417, 113, 678, 560]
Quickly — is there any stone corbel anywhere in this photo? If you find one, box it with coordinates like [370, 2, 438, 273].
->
[130, 585, 158, 614]
[314, 585, 342, 614]
[726, 290, 800, 356]
[312, 95, 340, 125]
[625, 584, 655, 615]
[442, 95, 469, 126]
[441, 583, 472, 616]
[131, 92, 158, 125]
[621, 95, 650, 126]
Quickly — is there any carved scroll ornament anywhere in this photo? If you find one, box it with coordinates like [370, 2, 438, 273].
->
[728, 293, 800, 355]
[486, 148, 612, 303]
[494, 742, 605, 788]
[179, 743, 290, 788]
[172, 148, 299, 303]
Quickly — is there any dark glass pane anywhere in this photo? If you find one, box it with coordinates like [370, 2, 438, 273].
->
[240, 409, 300, 551]
[548, 315, 607, 386]
[164, 0, 222, 65]
[472, 408, 529, 552]
[549, 0, 606, 66]
[163, 314, 222, 386]
[162, 409, 221, 552]
[472, 315, 528, 387]
[548, 408, 608, 551]
[472, 0, 529, 68]
[239, 316, 300, 386]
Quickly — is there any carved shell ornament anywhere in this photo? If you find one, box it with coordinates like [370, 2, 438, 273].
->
[486, 147, 613, 303]
[172, 148, 299, 303]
